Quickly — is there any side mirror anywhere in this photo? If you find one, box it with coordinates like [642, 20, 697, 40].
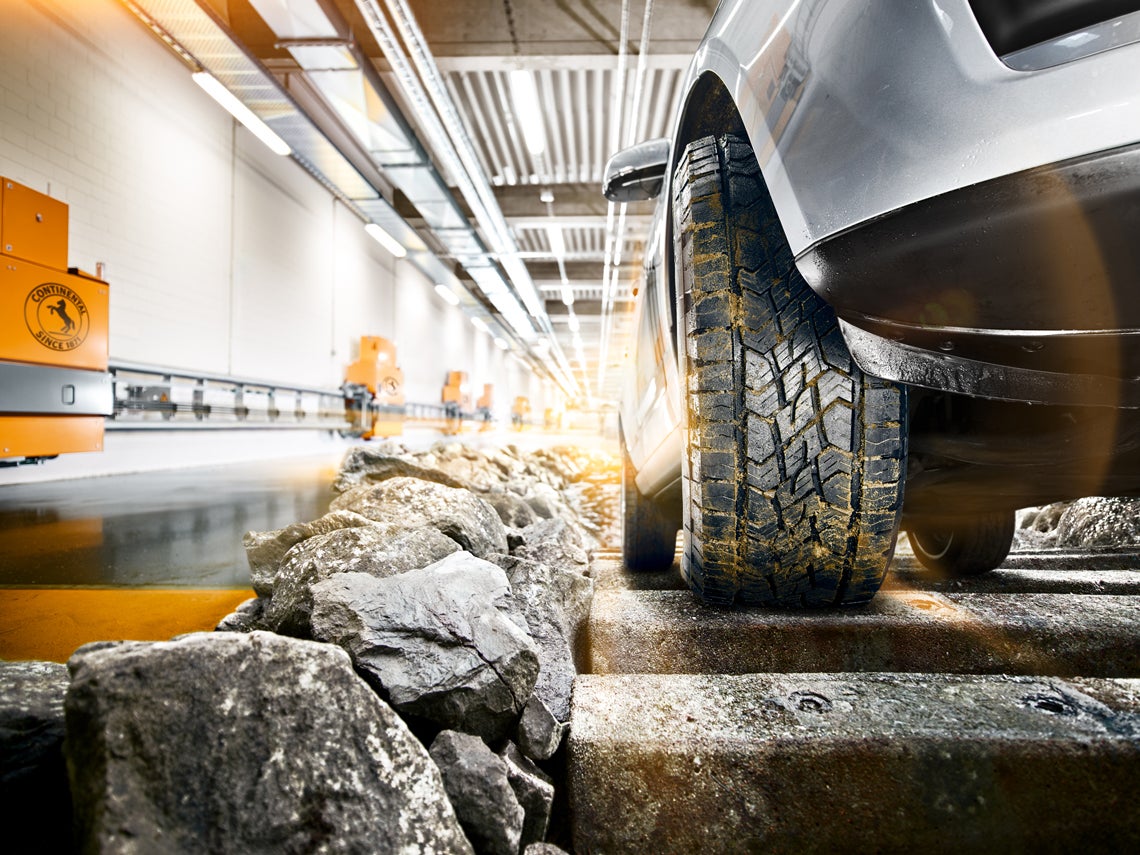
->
[602, 138, 669, 202]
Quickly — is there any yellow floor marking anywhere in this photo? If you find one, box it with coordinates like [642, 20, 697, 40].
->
[0, 588, 254, 663]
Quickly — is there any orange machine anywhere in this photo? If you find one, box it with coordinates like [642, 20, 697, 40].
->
[0, 178, 111, 463]
[344, 336, 405, 438]
[476, 383, 493, 430]
[511, 395, 531, 430]
[441, 371, 471, 435]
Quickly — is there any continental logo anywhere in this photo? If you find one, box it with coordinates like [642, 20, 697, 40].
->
[24, 282, 89, 351]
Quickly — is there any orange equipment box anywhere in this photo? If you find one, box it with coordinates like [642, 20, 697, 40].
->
[1, 178, 69, 270]
[1, 177, 110, 462]
[345, 336, 404, 405]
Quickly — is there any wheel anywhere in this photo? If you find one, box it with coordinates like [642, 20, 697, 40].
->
[674, 134, 907, 607]
[621, 431, 679, 572]
[908, 512, 1015, 576]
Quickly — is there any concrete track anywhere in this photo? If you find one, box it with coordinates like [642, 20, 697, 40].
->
[569, 548, 1140, 852]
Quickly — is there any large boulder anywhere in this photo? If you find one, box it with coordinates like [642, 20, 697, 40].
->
[490, 554, 593, 724]
[430, 731, 524, 855]
[0, 661, 72, 855]
[334, 446, 468, 493]
[1055, 497, 1140, 547]
[310, 553, 540, 741]
[215, 597, 266, 633]
[65, 632, 472, 855]
[331, 477, 508, 557]
[243, 510, 374, 596]
[262, 524, 459, 636]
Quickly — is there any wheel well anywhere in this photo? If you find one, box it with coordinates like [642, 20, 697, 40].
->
[665, 73, 750, 341]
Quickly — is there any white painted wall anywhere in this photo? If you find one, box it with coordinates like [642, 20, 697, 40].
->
[0, 0, 549, 482]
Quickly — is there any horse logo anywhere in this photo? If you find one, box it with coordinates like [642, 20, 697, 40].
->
[24, 283, 89, 351]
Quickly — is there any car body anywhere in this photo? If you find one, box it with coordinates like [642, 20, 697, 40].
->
[612, 0, 1140, 603]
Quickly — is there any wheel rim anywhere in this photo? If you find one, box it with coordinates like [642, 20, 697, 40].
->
[911, 528, 954, 562]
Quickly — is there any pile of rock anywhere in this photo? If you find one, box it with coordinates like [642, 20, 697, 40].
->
[0, 442, 617, 854]
[1016, 497, 1140, 550]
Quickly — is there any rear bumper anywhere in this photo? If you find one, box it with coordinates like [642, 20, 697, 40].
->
[798, 142, 1140, 406]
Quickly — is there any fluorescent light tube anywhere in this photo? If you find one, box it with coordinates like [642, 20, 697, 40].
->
[560, 286, 574, 306]
[568, 314, 580, 332]
[471, 317, 490, 334]
[435, 284, 460, 305]
[365, 223, 407, 258]
[494, 337, 509, 350]
[192, 72, 291, 156]
[509, 70, 546, 156]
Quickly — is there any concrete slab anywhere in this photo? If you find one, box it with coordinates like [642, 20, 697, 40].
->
[587, 590, 1140, 677]
[885, 565, 1140, 595]
[570, 672, 1140, 853]
[589, 557, 686, 592]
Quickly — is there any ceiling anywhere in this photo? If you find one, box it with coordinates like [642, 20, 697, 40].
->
[126, 0, 717, 404]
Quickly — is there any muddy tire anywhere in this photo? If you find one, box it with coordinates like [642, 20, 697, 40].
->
[674, 134, 907, 606]
[908, 512, 1015, 576]
[621, 432, 678, 572]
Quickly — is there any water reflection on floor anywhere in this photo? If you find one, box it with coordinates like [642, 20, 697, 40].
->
[0, 454, 342, 589]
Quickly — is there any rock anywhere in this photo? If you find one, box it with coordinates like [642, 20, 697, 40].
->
[523, 483, 566, 520]
[334, 446, 468, 493]
[525, 845, 570, 855]
[243, 510, 374, 596]
[430, 731, 524, 855]
[490, 554, 594, 723]
[485, 490, 542, 529]
[500, 741, 555, 849]
[65, 632, 472, 855]
[330, 477, 508, 557]
[0, 661, 72, 855]
[1055, 497, 1140, 547]
[516, 695, 566, 761]
[215, 597, 266, 633]
[262, 524, 459, 636]
[512, 518, 590, 572]
[310, 553, 540, 741]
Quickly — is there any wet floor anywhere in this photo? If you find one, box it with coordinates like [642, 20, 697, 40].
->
[0, 454, 342, 589]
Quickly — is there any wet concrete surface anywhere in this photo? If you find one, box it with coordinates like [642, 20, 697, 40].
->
[0, 454, 342, 589]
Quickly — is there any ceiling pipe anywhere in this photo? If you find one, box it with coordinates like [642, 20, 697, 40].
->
[598, 0, 654, 394]
[353, 0, 580, 397]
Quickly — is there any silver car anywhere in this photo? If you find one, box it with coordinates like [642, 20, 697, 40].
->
[607, 1, 1140, 606]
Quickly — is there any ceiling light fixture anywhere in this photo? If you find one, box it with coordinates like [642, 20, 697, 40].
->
[364, 222, 407, 258]
[494, 337, 509, 350]
[434, 284, 460, 305]
[191, 72, 291, 156]
[561, 286, 574, 306]
[546, 224, 565, 258]
[509, 70, 546, 156]
[568, 314, 580, 333]
[471, 316, 490, 334]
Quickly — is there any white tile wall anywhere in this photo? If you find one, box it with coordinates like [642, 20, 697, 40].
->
[0, 0, 556, 480]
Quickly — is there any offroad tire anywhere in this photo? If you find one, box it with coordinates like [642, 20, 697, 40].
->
[621, 432, 679, 572]
[908, 512, 1015, 576]
[675, 134, 907, 606]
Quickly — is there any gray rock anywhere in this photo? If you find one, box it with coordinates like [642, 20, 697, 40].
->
[430, 731, 524, 855]
[331, 477, 508, 557]
[214, 596, 266, 633]
[491, 553, 594, 722]
[1055, 497, 1140, 547]
[516, 695, 566, 761]
[65, 631, 472, 855]
[523, 483, 566, 520]
[500, 741, 555, 849]
[310, 553, 540, 741]
[243, 510, 374, 596]
[512, 518, 590, 573]
[525, 844, 570, 855]
[263, 524, 460, 636]
[0, 661, 72, 855]
[485, 490, 542, 529]
[334, 446, 468, 493]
